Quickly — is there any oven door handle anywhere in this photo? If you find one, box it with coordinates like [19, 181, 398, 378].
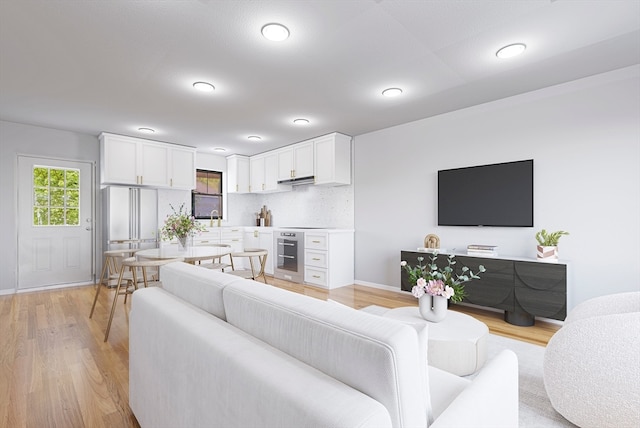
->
[277, 254, 295, 259]
[277, 242, 295, 246]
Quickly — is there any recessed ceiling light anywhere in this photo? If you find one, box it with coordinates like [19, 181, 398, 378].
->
[261, 23, 289, 41]
[248, 135, 262, 141]
[193, 81, 215, 92]
[293, 118, 309, 125]
[138, 127, 155, 134]
[496, 43, 526, 59]
[382, 87, 403, 97]
[212, 147, 226, 152]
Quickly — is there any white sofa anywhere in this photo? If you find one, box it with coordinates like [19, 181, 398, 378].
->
[129, 262, 518, 428]
[543, 292, 640, 427]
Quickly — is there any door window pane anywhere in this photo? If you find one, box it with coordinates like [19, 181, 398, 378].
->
[32, 166, 81, 226]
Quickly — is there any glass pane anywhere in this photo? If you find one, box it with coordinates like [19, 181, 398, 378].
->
[50, 169, 65, 187]
[196, 170, 209, 193]
[66, 208, 79, 225]
[66, 189, 79, 207]
[66, 170, 79, 188]
[33, 167, 49, 187]
[34, 207, 49, 226]
[34, 188, 49, 206]
[50, 188, 65, 207]
[50, 208, 65, 225]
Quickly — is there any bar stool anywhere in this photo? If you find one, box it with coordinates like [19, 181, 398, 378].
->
[103, 256, 183, 342]
[228, 248, 268, 284]
[90, 249, 138, 319]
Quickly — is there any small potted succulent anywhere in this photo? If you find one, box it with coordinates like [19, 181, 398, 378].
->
[535, 229, 569, 261]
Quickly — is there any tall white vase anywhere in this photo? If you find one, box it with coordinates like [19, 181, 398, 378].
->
[418, 295, 448, 322]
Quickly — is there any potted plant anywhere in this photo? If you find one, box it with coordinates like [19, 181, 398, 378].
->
[535, 229, 569, 261]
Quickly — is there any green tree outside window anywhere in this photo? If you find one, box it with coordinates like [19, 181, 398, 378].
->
[33, 167, 80, 226]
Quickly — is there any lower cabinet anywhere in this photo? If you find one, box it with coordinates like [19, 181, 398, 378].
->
[304, 231, 354, 289]
[243, 228, 274, 275]
[400, 251, 567, 325]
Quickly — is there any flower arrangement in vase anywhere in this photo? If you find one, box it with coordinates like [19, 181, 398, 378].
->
[160, 203, 206, 249]
[401, 253, 485, 322]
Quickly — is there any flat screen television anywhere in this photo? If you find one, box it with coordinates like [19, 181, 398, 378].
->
[438, 159, 533, 227]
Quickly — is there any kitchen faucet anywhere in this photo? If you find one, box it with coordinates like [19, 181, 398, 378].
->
[210, 209, 221, 227]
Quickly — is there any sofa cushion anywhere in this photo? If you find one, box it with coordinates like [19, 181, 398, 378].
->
[158, 261, 243, 320]
[223, 280, 429, 428]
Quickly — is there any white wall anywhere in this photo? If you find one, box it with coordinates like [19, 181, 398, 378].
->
[354, 66, 640, 310]
[0, 121, 100, 293]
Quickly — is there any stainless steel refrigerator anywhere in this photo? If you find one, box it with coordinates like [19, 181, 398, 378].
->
[102, 186, 158, 252]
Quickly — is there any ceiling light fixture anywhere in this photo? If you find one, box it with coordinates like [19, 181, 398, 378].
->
[293, 118, 309, 125]
[496, 43, 527, 59]
[193, 81, 215, 92]
[138, 127, 155, 134]
[261, 23, 289, 41]
[382, 87, 403, 97]
[248, 135, 262, 141]
[212, 147, 226, 152]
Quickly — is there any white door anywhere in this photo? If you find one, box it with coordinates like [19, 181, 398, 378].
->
[17, 156, 94, 289]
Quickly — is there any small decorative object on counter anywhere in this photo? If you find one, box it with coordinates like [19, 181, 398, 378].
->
[258, 205, 271, 227]
[535, 229, 569, 261]
[401, 252, 485, 322]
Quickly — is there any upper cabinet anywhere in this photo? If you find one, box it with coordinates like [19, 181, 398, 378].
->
[277, 140, 314, 182]
[100, 133, 196, 190]
[226, 154, 250, 193]
[226, 131, 352, 194]
[251, 152, 290, 193]
[313, 133, 352, 186]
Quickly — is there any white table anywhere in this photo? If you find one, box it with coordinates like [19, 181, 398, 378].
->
[136, 246, 231, 264]
[383, 306, 489, 376]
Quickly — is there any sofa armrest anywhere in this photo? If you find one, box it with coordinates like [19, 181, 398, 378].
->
[430, 349, 518, 428]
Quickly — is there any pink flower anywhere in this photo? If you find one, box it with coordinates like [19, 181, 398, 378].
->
[426, 279, 445, 296]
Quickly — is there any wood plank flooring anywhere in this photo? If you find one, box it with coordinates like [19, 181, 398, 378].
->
[0, 276, 560, 427]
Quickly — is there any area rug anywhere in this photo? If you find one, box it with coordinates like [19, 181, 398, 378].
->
[360, 305, 576, 428]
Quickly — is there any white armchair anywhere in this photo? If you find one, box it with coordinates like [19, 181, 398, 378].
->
[543, 292, 640, 427]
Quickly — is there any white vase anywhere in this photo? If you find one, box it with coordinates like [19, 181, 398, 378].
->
[418, 295, 448, 322]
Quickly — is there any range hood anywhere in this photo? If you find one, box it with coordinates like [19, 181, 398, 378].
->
[277, 176, 315, 186]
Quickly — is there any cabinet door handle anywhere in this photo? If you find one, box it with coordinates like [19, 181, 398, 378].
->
[312, 240, 321, 243]
[312, 275, 321, 279]
[170, 178, 173, 187]
[312, 258, 321, 261]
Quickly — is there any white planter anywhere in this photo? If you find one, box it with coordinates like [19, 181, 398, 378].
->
[537, 245, 558, 261]
[418, 295, 448, 322]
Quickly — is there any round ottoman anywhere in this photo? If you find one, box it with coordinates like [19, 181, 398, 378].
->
[383, 307, 489, 376]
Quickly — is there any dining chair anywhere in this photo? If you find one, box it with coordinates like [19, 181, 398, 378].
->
[90, 249, 139, 318]
[102, 256, 183, 342]
[197, 243, 232, 271]
[228, 248, 268, 284]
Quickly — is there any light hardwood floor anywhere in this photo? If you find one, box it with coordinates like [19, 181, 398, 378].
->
[0, 276, 560, 427]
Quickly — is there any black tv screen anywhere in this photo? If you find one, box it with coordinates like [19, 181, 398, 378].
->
[438, 159, 533, 227]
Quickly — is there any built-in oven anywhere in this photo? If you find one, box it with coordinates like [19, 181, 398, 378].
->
[274, 230, 304, 283]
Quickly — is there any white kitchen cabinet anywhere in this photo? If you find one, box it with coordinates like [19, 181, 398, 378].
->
[169, 146, 197, 189]
[313, 133, 352, 186]
[100, 132, 196, 189]
[251, 152, 290, 193]
[303, 230, 354, 289]
[227, 155, 250, 193]
[221, 227, 244, 253]
[277, 140, 314, 181]
[243, 228, 274, 275]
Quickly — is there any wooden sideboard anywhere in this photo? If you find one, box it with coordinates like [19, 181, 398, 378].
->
[400, 250, 567, 326]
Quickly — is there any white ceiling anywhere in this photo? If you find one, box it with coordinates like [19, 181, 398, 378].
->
[1, 0, 638, 156]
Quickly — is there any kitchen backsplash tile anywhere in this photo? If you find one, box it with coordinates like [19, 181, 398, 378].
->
[227, 184, 354, 228]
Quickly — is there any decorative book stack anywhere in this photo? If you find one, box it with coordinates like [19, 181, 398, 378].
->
[467, 244, 498, 257]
